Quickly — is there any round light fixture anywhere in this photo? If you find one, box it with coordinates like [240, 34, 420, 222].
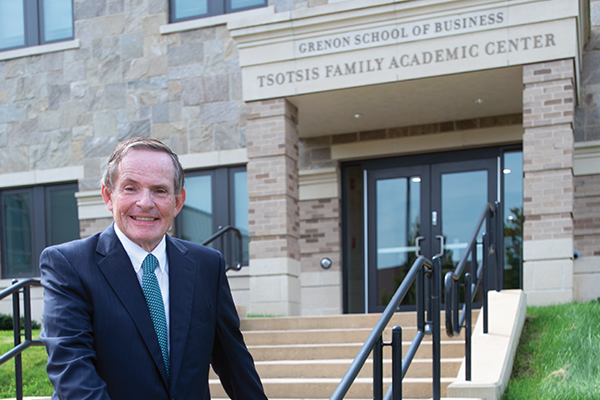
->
[354, 113, 363, 119]
[474, 98, 485, 104]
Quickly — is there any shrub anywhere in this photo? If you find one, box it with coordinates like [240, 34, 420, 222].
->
[0, 313, 41, 330]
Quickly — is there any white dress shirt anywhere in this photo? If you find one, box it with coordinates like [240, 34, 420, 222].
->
[114, 224, 170, 353]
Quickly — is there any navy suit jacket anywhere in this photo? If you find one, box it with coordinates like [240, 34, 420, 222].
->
[40, 224, 267, 400]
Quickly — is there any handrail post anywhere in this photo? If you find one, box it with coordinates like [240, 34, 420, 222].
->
[392, 326, 402, 400]
[483, 232, 489, 334]
[465, 273, 473, 381]
[416, 266, 424, 332]
[431, 257, 441, 400]
[494, 201, 502, 292]
[373, 336, 383, 400]
[24, 285, 32, 342]
[11, 279, 23, 400]
[452, 279, 459, 335]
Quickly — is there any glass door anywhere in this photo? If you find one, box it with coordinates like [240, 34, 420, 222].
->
[367, 165, 430, 312]
[343, 147, 514, 313]
[431, 159, 498, 298]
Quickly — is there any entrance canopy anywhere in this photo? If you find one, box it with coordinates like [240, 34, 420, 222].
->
[228, 0, 586, 137]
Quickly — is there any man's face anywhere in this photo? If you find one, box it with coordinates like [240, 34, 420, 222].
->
[101, 149, 186, 252]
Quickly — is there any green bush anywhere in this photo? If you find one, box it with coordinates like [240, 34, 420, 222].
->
[0, 313, 41, 331]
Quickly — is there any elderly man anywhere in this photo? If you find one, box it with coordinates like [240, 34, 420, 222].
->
[40, 137, 267, 400]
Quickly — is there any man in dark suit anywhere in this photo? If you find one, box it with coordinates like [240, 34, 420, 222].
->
[40, 137, 268, 400]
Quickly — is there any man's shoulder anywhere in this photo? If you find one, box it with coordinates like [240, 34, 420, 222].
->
[42, 227, 112, 259]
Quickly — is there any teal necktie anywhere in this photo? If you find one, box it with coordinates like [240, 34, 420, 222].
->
[142, 253, 169, 381]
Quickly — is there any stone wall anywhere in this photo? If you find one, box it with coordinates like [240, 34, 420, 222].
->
[571, 0, 600, 301]
[0, 1, 248, 190]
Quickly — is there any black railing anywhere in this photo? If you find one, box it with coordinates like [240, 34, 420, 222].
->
[201, 225, 244, 271]
[0, 278, 44, 400]
[330, 255, 442, 400]
[444, 202, 501, 381]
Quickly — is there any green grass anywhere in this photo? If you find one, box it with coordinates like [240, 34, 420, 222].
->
[502, 300, 600, 399]
[0, 330, 53, 398]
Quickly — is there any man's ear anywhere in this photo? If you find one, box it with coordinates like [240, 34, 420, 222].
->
[174, 188, 186, 217]
[101, 185, 114, 212]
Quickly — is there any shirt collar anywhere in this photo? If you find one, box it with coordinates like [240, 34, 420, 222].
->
[113, 223, 167, 275]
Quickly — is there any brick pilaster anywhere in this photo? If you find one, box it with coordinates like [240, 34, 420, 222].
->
[522, 59, 575, 305]
[246, 99, 301, 316]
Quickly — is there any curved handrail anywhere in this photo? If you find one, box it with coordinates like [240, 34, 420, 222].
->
[0, 278, 42, 300]
[445, 202, 497, 337]
[201, 225, 244, 272]
[330, 255, 439, 400]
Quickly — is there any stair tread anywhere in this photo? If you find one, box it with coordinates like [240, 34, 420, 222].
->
[211, 377, 456, 383]
[248, 340, 461, 349]
[253, 357, 464, 365]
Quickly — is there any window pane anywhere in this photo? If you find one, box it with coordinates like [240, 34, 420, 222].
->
[2, 192, 33, 276]
[180, 175, 213, 244]
[503, 151, 523, 289]
[0, 0, 25, 50]
[48, 186, 79, 245]
[43, 0, 73, 42]
[233, 171, 249, 264]
[230, 0, 265, 11]
[174, 0, 208, 19]
[441, 170, 487, 266]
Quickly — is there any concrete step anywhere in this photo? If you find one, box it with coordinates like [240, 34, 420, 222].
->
[241, 313, 456, 331]
[242, 327, 465, 346]
[247, 340, 464, 361]
[210, 357, 462, 379]
[210, 376, 455, 398]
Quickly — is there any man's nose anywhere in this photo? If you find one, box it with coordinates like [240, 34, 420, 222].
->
[136, 189, 154, 207]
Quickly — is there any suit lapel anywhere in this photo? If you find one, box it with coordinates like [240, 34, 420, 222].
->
[166, 236, 196, 390]
[96, 225, 170, 386]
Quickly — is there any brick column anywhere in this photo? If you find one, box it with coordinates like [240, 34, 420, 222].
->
[522, 59, 575, 305]
[246, 99, 301, 316]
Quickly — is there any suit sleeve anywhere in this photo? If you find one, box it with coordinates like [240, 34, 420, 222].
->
[39, 246, 112, 400]
[210, 253, 268, 400]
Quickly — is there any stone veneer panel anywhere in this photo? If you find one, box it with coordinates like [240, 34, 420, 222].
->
[0, 6, 247, 194]
[574, 174, 600, 257]
[522, 59, 575, 305]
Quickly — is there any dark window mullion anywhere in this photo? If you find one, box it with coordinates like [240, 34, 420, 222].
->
[213, 167, 230, 259]
[23, 0, 40, 47]
[32, 186, 46, 276]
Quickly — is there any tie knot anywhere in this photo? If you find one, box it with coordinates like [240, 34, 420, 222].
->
[142, 253, 158, 275]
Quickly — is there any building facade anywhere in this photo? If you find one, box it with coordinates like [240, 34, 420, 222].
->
[1, 0, 599, 320]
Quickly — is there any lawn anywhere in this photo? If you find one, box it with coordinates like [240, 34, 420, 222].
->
[0, 330, 53, 398]
[502, 300, 600, 399]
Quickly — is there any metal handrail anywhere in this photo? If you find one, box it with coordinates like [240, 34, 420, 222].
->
[0, 278, 44, 400]
[201, 225, 244, 271]
[444, 201, 501, 381]
[330, 255, 442, 400]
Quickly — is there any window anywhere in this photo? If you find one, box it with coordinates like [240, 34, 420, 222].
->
[170, 0, 266, 22]
[502, 149, 523, 290]
[1, 183, 80, 278]
[0, 0, 74, 52]
[176, 166, 249, 268]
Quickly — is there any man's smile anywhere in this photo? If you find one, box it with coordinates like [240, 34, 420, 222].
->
[131, 216, 158, 221]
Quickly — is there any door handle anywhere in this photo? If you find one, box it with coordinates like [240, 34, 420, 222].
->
[415, 236, 425, 256]
[435, 235, 444, 258]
